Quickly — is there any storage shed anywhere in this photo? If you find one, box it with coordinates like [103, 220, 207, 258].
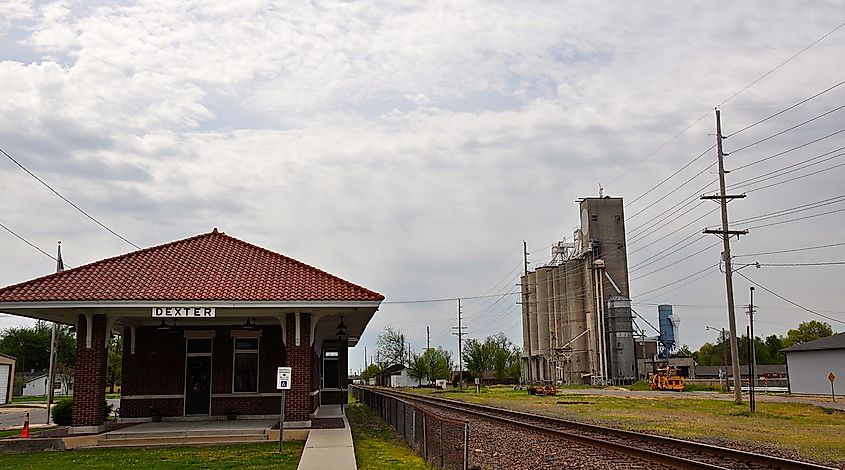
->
[781, 332, 844, 396]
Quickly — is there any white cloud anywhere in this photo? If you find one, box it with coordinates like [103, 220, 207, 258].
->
[1, 0, 844, 371]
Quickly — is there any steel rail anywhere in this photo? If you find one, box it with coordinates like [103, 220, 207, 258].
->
[366, 387, 836, 470]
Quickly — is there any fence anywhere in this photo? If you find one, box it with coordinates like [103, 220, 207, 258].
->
[352, 386, 469, 470]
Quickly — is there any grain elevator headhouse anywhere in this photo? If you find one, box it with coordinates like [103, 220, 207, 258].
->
[521, 196, 637, 386]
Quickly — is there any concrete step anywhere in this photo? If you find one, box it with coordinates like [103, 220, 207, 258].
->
[77, 434, 269, 449]
[104, 429, 267, 440]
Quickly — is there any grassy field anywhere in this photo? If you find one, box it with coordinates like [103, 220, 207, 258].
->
[347, 399, 431, 469]
[407, 386, 845, 465]
[0, 442, 304, 469]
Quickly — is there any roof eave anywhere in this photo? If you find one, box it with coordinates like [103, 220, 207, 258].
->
[0, 300, 383, 310]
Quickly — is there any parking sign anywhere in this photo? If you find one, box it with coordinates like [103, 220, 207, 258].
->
[277, 367, 292, 390]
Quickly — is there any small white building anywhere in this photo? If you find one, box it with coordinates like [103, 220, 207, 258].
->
[22, 373, 73, 397]
[0, 354, 15, 404]
[389, 368, 419, 388]
[782, 332, 844, 396]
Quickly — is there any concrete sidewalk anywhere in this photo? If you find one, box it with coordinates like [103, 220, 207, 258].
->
[297, 406, 356, 470]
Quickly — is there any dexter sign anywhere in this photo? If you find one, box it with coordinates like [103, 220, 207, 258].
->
[152, 307, 216, 318]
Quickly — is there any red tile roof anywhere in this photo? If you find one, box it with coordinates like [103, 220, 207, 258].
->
[0, 229, 384, 303]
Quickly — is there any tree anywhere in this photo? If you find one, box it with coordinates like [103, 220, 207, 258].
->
[0, 321, 75, 373]
[422, 347, 453, 380]
[406, 352, 428, 385]
[106, 336, 123, 393]
[764, 335, 785, 365]
[361, 364, 382, 381]
[461, 333, 521, 381]
[376, 326, 407, 367]
[783, 321, 833, 348]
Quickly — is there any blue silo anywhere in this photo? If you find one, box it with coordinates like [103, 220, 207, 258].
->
[658, 305, 676, 357]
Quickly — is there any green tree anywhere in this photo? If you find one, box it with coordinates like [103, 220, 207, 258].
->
[783, 321, 833, 348]
[376, 326, 407, 367]
[360, 364, 382, 381]
[107, 336, 123, 393]
[0, 321, 75, 373]
[461, 333, 521, 381]
[764, 334, 785, 365]
[421, 347, 453, 380]
[406, 352, 428, 385]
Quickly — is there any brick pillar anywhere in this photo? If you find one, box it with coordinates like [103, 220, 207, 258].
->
[71, 313, 108, 431]
[284, 313, 312, 422]
[340, 341, 349, 390]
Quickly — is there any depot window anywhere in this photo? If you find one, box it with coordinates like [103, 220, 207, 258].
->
[233, 338, 259, 393]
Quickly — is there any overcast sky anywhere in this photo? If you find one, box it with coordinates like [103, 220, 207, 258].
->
[1, 1, 844, 373]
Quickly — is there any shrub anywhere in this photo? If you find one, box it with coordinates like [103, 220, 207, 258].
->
[52, 398, 73, 425]
[51, 399, 114, 425]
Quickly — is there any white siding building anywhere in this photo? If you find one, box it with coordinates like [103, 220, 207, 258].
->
[782, 332, 844, 396]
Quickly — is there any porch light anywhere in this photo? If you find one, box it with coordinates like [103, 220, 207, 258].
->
[156, 319, 172, 330]
[242, 318, 257, 330]
[336, 315, 348, 342]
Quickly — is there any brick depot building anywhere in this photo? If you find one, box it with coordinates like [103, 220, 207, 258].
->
[0, 229, 383, 433]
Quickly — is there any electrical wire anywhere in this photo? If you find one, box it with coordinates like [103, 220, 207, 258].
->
[759, 262, 845, 267]
[734, 241, 845, 258]
[0, 220, 70, 267]
[718, 20, 845, 108]
[731, 129, 845, 172]
[729, 146, 845, 190]
[728, 79, 845, 137]
[729, 194, 845, 225]
[735, 271, 845, 326]
[747, 206, 845, 230]
[744, 160, 845, 193]
[0, 146, 141, 250]
[729, 104, 845, 155]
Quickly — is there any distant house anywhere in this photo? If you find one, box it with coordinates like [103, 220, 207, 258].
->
[782, 333, 845, 396]
[21, 373, 73, 397]
[0, 354, 15, 404]
[374, 364, 417, 387]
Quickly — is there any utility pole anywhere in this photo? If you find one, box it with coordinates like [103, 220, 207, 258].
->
[702, 109, 747, 405]
[426, 326, 432, 384]
[46, 241, 64, 424]
[748, 286, 757, 413]
[452, 299, 466, 388]
[364, 346, 367, 368]
[523, 241, 534, 386]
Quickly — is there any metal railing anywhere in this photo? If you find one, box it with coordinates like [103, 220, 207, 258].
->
[352, 386, 469, 470]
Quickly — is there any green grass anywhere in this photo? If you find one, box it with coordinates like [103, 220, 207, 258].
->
[0, 427, 55, 439]
[406, 385, 845, 465]
[0, 442, 305, 469]
[11, 395, 72, 403]
[347, 399, 431, 470]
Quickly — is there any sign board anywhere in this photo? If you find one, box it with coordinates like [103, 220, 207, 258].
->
[152, 307, 215, 318]
[829, 372, 836, 383]
[277, 367, 292, 390]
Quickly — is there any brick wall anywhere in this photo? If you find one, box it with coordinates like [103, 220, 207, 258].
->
[284, 313, 312, 421]
[121, 324, 289, 419]
[72, 313, 108, 427]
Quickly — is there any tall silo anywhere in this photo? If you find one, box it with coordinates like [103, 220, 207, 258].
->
[535, 266, 552, 381]
[658, 304, 678, 357]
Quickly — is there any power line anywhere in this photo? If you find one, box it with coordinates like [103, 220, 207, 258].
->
[731, 129, 845, 172]
[717, 20, 845, 108]
[382, 291, 519, 305]
[735, 270, 845, 326]
[0, 221, 66, 266]
[0, 146, 141, 250]
[730, 194, 845, 225]
[734, 241, 845, 258]
[729, 104, 845, 155]
[743, 160, 845, 194]
[759, 262, 845, 267]
[728, 79, 845, 137]
[608, 20, 845, 186]
[634, 263, 720, 298]
[625, 144, 716, 208]
[729, 146, 845, 190]
[747, 206, 845, 230]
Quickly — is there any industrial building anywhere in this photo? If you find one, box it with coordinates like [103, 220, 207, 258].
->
[782, 332, 845, 396]
[521, 196, 637, 385]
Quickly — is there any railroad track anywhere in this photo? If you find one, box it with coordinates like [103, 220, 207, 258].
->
[367, 387, 837, 470]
